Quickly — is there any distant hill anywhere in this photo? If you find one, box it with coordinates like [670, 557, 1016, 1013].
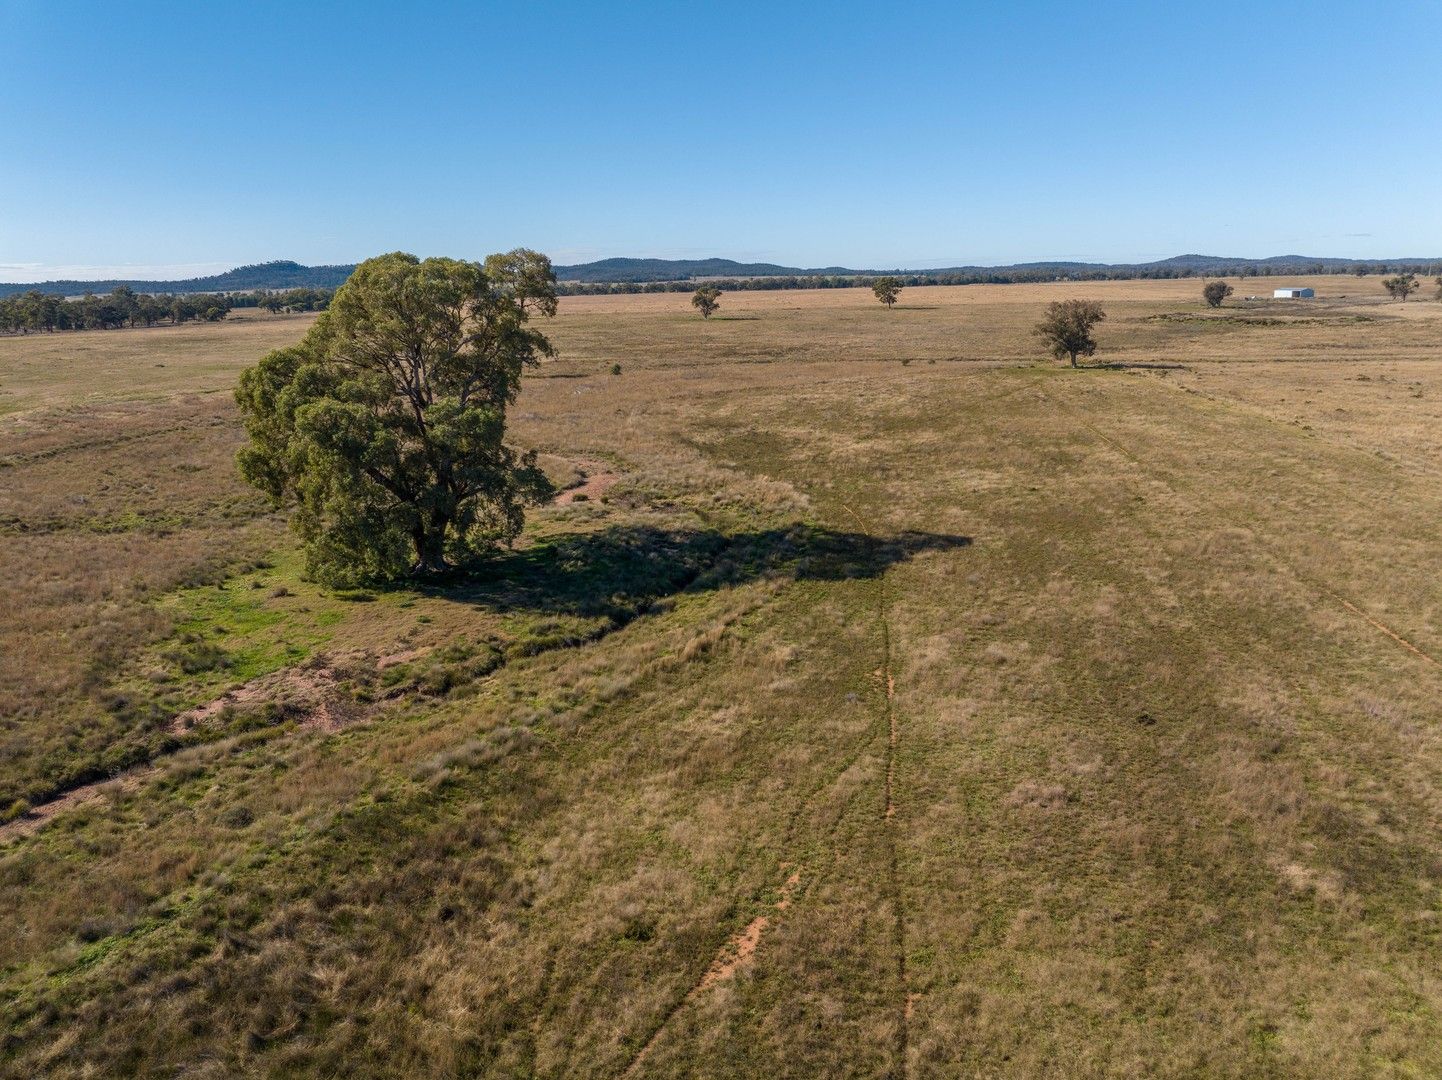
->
[1144, 254, 1382, 272]
[0, 261, 356, 299]
[5, 253, 1441, 298]
[551, 253, 1442, 282]
[551, 257, 860, 282]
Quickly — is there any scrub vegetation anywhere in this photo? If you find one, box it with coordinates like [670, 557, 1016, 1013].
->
[2, 278, 1441, 1077]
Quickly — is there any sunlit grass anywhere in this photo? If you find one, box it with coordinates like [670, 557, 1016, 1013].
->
[2, 281, 1442, 1076]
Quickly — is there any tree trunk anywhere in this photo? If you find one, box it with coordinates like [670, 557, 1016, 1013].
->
[1070, 351, 1078, 368]
[411, 515, 450, 575]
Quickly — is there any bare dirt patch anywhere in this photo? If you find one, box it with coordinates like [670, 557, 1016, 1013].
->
[623, 868, 803, 1077]
[169, 665, 348, 735]
[2, 664, 363, 846]
[553, 460, 620, 505]
[0, 771, 148, 845]
[697, 868, 803, 991]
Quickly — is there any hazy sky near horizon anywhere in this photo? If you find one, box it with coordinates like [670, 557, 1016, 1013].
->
[3, 0, 1440, 281]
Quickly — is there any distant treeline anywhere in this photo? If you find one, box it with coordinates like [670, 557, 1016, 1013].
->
[556, 261, 1442, 296]
[9, 255, 1442, 302]
[0, 260, 354, 301]
[7, 260, 1442, 330]
[0, 286, 332, 333]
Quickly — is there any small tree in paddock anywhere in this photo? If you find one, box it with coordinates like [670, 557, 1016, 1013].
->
[1202, 280, 1234, 308]
[872, 277, 902, 308]
[691, 285, 721, 318]
[1382, 273, 1418, 301]
[1435, 275, 1442, 299]
[1034, 300, 1106, 368]
[235, 250, 557, 585]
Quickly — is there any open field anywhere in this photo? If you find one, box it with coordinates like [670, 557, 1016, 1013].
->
[2, 278, 1442, 1077]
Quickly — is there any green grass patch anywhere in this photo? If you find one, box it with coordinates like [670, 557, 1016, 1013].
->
[149, 550, 346, 695]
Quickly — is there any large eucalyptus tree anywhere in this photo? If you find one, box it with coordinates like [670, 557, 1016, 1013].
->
[236, 250, 557, 584]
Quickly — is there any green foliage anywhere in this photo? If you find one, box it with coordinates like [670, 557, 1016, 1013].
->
[257, 287, 332, 314]
[1202, 280, 1234, 308]
[0, 288, 238, 332]
[691, 285, 721, 319]
[235, 251, 557, 585]
[871, 276, 902, 308]
[1033, 299, 1107, 367]
[1382, 273, 1418, 301]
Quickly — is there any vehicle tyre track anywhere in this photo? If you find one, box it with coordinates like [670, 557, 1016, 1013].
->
[841, 502, 911, 1080]
[617, 506, 914, 1078]
[620, 869, 805, 1078]
[616, 695, 890, 1078]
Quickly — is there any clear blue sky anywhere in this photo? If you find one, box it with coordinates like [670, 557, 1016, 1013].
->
[3, 0, 1440, 280]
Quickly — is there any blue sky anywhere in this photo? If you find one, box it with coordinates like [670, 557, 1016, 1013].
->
[2, 0, 1440, 280]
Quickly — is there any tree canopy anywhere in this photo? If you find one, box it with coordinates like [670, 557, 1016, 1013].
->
[235, 250, 557, 585]
[0, 287, 238, 332]
[1202, 280, 1234, 308]
[691, 285, 721, 318]
[1034, 300, 1106, 367]
[872, 277, 902, 308]
[1382, 273, 1418, 301]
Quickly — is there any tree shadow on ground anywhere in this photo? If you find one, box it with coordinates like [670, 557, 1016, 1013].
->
[421, 523, 972, 623]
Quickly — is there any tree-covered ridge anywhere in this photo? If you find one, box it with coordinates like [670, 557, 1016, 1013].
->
[549, 253, 1440, 283]
[551, 257, 860, 282]
[7, 253, 1442, 301]
[0, 261, 355, 300]
[551, 253, 1442, 291]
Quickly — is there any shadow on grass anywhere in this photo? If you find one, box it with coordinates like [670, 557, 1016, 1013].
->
[420, 523, 972, 622]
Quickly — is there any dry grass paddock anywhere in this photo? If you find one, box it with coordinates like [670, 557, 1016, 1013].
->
[1, 276, 1441, 1077]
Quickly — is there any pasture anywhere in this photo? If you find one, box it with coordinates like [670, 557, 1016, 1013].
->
[2, 277, 1441, 1077]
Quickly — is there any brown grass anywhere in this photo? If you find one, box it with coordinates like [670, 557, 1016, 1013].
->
[2, 279, 1441, 1077]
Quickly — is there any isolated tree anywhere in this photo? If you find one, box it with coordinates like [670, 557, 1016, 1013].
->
[1202, 280, 1234, 308]
[1436, 275, 1442, 300]
[691, 285, 721, 318]
[1382, 273, 1418, 302]
[1034, 299, 1106, 367]
[872, 276, 902, 308]
[235, 250, 556, 585]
